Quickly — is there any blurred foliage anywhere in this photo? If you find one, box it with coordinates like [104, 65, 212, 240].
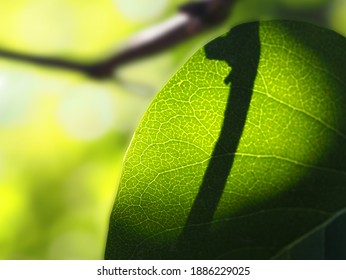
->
[0, 0, 345, 259]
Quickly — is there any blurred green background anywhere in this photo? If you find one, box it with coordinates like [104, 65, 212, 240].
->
[0, 0, 345, 259]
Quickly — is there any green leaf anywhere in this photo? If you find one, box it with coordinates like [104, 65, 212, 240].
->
[105, 20, 346, 259]
[274, 208, 346, 259]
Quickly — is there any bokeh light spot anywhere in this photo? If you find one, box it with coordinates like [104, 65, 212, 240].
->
[47, 230, 100, 259]
[57, 84, 117, 140]
[114, 0, 168, 22]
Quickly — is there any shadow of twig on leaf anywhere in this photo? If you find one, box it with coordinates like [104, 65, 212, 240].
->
[176, 22, 261, 259]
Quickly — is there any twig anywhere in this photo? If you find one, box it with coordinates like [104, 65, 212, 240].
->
[0, 0, 235, 79]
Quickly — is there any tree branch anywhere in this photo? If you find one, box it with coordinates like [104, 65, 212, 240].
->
[0, 0, 236, 79]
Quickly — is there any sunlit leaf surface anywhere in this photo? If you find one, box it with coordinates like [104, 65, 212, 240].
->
[106, 20, 346, 259]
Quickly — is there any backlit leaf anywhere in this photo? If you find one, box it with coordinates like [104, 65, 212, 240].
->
[106, 20, 346, 259]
